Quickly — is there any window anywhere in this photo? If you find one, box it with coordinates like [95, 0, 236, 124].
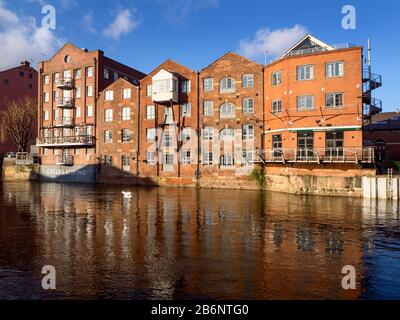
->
[147, 85, 152, 96]
[87, 85, 93, 97]
[272, 100, 282, 114]
[163, 153, 174, 165]
[220, 155, 234, 167]
[105, 90, 113, 101]
[64, 55, 71, 63]
[87, 105, 93, 117]
[29, 73, 33, 79]
[326, 131, 344, 149]
[146, 128, 156, 142]
[44, 92, 49, 103]
[181, 150, 191, 165]
[74, 69, 81, 80]
[203, 152, 213, 166]
[297, 95, 314, 111]
[242, 124, 254, 140]
[243, 150, 254, 163]
[122, 107, 130, 120]
[182, 103, 191, 117]
[53, 90, 59, 101]
[104, 155, 113, 166]
[114, 72, 119, 81]
[122, 155, 130, 171]
[19, 71, 24, 77]
[122, 129, 131, 142]
[297, 65, 314, 81]
[181, 80, 191, 93]
[242, 74, 254, 88]
[204, 78, 213, 92]
[76, 107, 81, 118]
[146, 105, 155, 120]
[297, 131, 314, 159]
[87, 66, 93, 78]
[104, 68, 109, 79]
[147, 152, 156, 165]
[272, 71, 282, 86]
[181, 127, 191, 141]
[153, 79, 176, 94]
[220, 128, 234, 140]
[54, 109, 60, 119]
[105, 109, 113, 122]
[326, 93, 344, 108]
[243, 98, 254, 114]
[123, 88, 131, 99]
[43, 110, 49, 121]
[104, 130, 113, 143]
[75, 87, 81, 99]
[3, 79, 9, 85]
[203, 126, 214, 141]
[163, 133, 172, 147]
[43, 75, 50, 85]
[164, 107, 174, 124]
[220, 77, 235, 93]
[203, 100, 214, 116]
[219, 103, 235, 118]
[326, 61, 344, 78]
[272, 135, 283, 157]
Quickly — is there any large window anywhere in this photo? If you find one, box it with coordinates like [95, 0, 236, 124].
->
[204, 100, 214, 116]
[272, 100, 282, 114]
[182, 103, 191, 117]
[153, 79, 176, 94]
[146, 128, 156, 142]
[146, 105, 155, 120]
[181, 80, 191, 93]
[105, 109, 113, 122]
[203, 78, 213, 92]
[220, 128, 235, 140]
[242, 124, 254, 140]
[104, 130, 113, 143]
[297, 95, 314, 111]
[181, 150, 191, 165]
[220, 155, 234, 167]
[326, 93, 343, 108]
[272, 134, 282, 157]
[203, 152, 213, 166]
[219, 77, 235, 93]
[122, 129, 131, 142]
[297, 131, 314, 159]
[122, 107, 130, 120]
[272, 71, 282, 86]
[123, 88, 131, 99]
[297, 65, 314, 81]
[243, 98, 254, 114]
[326, 61, 344, 78]
[203, 126, 214, 141]
[219, 103, 235, 118]
[242, 74, 254, 88]
[163, 153, 174, 165]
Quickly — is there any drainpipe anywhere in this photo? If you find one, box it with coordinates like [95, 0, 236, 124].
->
[136, 85, 141, 176]
[196, 71, 200, 183]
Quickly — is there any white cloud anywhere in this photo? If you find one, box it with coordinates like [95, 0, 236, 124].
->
[83, 12, 96, 34]
[239, 25, 308, 60]
[155, 0, 220, 23]
[103, 9, 139, 40]
[0, 1, 64, 71]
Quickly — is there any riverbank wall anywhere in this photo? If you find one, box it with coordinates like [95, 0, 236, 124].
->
[1, 159, 39, 181]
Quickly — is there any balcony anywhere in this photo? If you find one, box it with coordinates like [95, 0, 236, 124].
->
[37, 135, 95, 148]
[363, 99, 382, 117]
[56, 98, 75, 109]
[55, 117, 74, 127]
[362, 70, 382, 91]
[258, 147, 375, 164]
[55, 77, 74, 90]
[56, 155, 74, 166]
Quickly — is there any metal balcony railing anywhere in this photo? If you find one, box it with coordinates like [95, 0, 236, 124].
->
[37, 135, 95, 147]
[259, 147, 375, 164]
[56, 98, 75, 108]
[56, 155, 74, 166]
[55, 117, 74, 127]
[55, 77, 74, 89]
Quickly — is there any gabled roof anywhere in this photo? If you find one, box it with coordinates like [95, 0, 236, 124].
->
[281, 34, 334, 58]
[41, 42, 99, 63]
[141, 59, 195, 81]
[201, 51, 263, 71]
[102, 77, 139, 93]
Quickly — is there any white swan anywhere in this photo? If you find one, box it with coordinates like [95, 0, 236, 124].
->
[122, 191, 132, 199]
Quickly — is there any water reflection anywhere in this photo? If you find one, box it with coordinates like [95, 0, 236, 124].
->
[0, 182, 400, 299]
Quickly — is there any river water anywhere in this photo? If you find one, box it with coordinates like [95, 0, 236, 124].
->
[0, 181, 399, 300]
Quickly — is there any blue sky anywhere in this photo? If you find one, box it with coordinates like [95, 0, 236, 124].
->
[1, 0, 399, 110]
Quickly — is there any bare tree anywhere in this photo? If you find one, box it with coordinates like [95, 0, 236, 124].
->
[0, 97, 37, 152]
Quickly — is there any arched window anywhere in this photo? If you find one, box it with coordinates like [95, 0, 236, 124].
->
[220, 155, 234, 167]
[219, 77, 235, 93]
[220, 128, 235, 140]
[219, 103, 235, 119]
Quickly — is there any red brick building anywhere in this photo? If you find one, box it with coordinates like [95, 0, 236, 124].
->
[0, 61, 38, 153]
[35, 35, 380, 184]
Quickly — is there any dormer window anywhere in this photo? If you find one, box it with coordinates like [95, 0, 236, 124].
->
[152, 69, 179, 102]
[219, 77, 235, 93]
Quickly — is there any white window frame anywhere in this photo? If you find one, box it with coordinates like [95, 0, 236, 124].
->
[123, 88, 132, 99]
[297, 95, 314, 111]
[146, 128, 156, 142]
[242, 74, 254, 88]
[181, 127, 191, 141]
[219, 77, 236, 93]
[272, 71, 282, 86]
[181, 150, 191, 165]
[203, 100, 214, 116]
[146, 85, 152, 97]
[87, 66, 94, 78]
[182, 103, 191, 117]
[243, 98, 254, 114]
[242, 124, 254, 140]
[219, 103, 235, 119]
[203, 152, 213, 166]
[203, 126, 214, 141]
[147, 152, 156, 165]
[122, 107, 131, 120]
[87, 105, 93, 117]
[297, 65, 314, 81]
[220, 128, 235, 140]
[203, 78, 214, 92]
[326, 61, 344, 78]
[146, 105, 155, 120]
[272, 100, 282, 114]
[326, 93, 344, 108]
[105, 90, 113, 101]
[220, 155, 234, 167]
[122, 129, 131, 143]
[181, 80, 191, 93]
[105, 109, 113, 122]
[104, 130, 113, 143]
[87, 85, 93, 97]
